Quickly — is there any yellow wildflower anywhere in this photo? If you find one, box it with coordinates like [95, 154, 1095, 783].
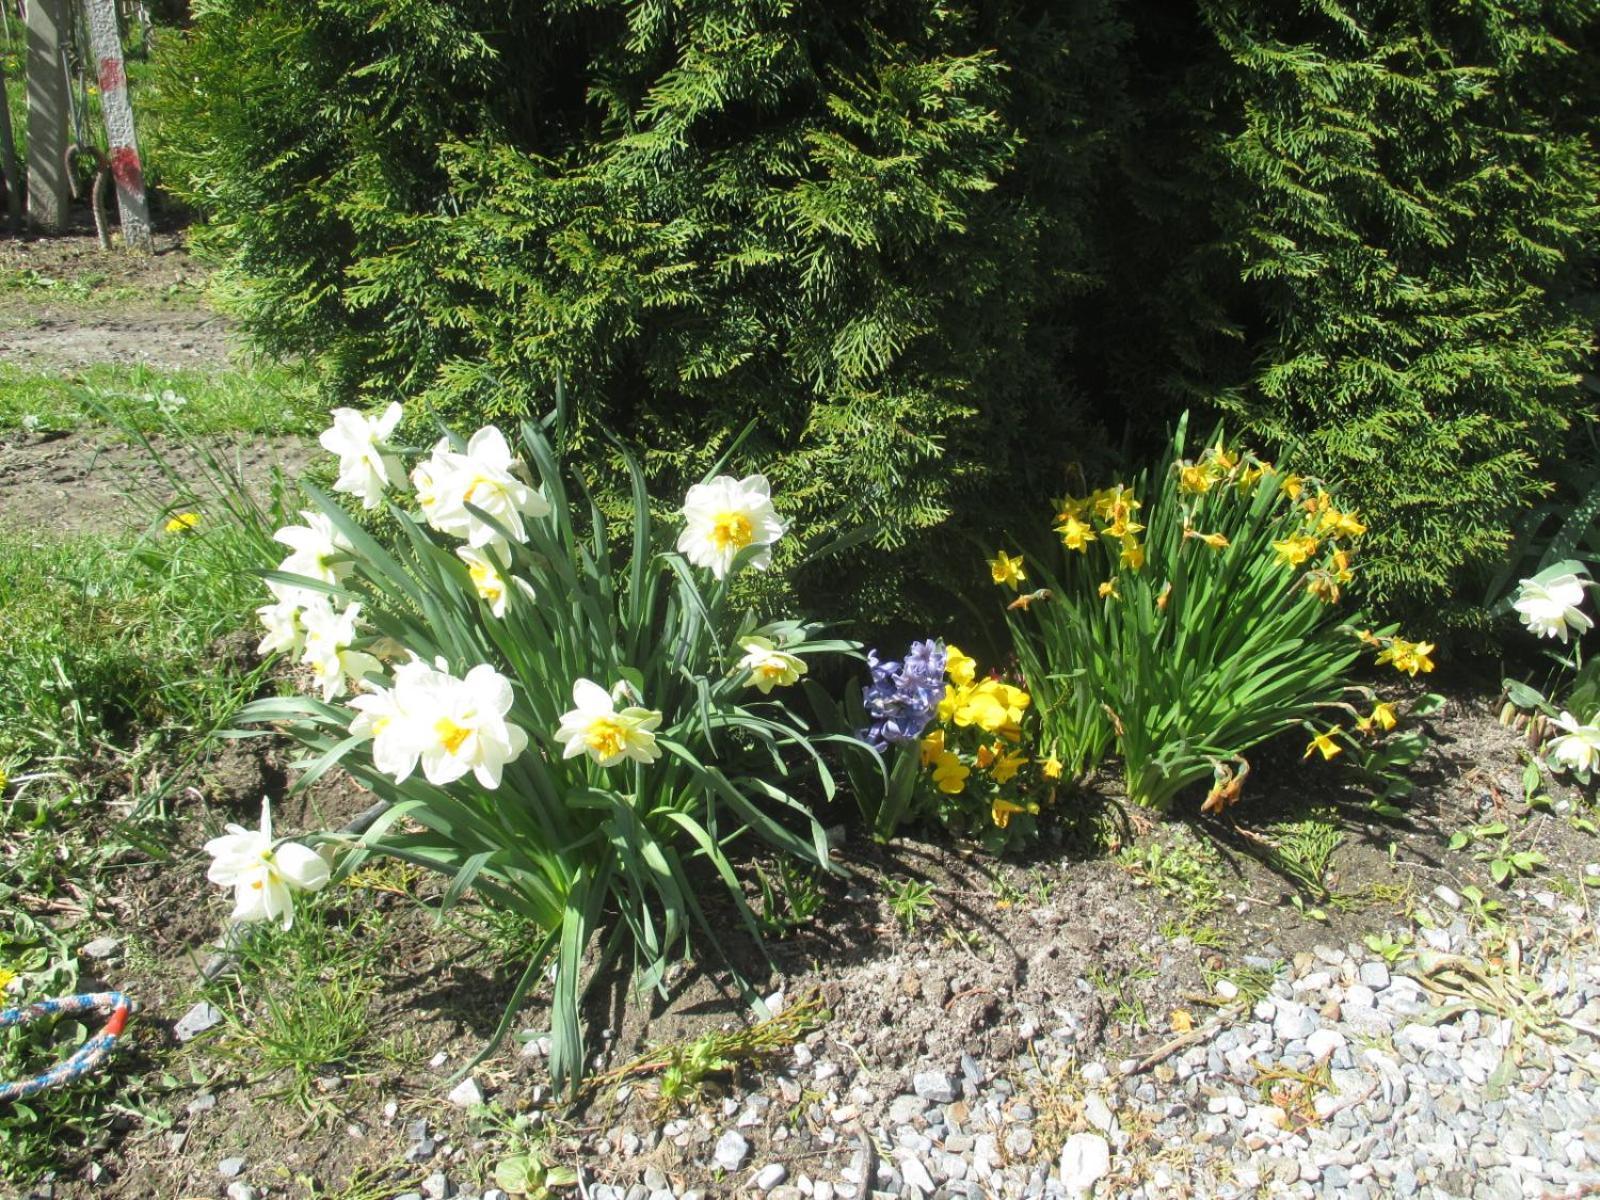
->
[1272, 535, 1320, 568]
[1304, 729, 1343, 760]
[920, 728, 947, 767]
[164, 511, 201, 533]
[1057, 516, 1097, 552]
[990, 549, 1027, 591]
[932, 751, 970, 795]
[945, 644, 977, 687]
[1040, 754, 1063, 780]
[0, 965, 13, 993]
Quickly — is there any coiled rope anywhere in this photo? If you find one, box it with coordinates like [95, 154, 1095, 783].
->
[0, 992, 132, 1103]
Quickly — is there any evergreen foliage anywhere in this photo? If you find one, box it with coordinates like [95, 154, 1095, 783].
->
[157, 0, 1130, 618]
[158, 0, 1599, 624]
[1084, 0, 1599, 617]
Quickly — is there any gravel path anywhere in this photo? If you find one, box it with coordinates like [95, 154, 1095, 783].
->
[287, 877, 1600, 1200]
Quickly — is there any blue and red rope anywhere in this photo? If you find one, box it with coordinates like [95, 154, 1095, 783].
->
[0, 992, 132, 1103]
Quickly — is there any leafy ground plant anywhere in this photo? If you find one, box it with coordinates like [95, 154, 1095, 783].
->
[228, 399, 854, 1093]
[1007, 415, 1405, 811]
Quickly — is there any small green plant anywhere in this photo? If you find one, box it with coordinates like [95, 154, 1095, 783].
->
[1115, 827, 1223, 914]
[1362, 930, 1413, 965]
[884, 878, 938, 934]
[1202, 962, 1277, 1006]
[1008, 417, 1387, 811]
[1457, 885, 1506, 927]
[754, 859, 825, 937]
[1261, 809, 1344, 915]
[1448, 823, 1547, 886]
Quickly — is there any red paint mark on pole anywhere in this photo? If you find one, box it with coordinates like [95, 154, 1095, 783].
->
[109, 146, 143, 193]
[97, 56, 125, 94]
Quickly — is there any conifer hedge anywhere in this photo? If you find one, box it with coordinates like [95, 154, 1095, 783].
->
[158, 0, 1598, 624]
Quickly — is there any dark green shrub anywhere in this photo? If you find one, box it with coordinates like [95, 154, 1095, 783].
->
[155, 0, 1130, 619]
[1078, 0, 1600, 623]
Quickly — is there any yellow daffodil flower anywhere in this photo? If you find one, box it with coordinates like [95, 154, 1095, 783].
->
[1057, 516, 1097, 552]
[945, 645, 977, 687]
[975, 743, 997, 769]
[990, 748, 1028, 784]
[1332, 548, 1353, 583]
[1098, 579, 1120, 599]
[1194, 530, 1229, 550]
[1280, 473, 1305, 500]
[1272, 535, 1319, 568]
[1178, 463, 1212, 494]
[1119, 535, 1144, 571]
[990, 797, 1038, 829]
[1377, 638, 1435, 676]
[1040, 754, 1063, 780]
[990, 549, 1027, 591]
[1306, 573, 1340, 604]
[932, 751, 970, 794]
[1304, 729, 1343, 760]
[1371, 701, 1398, 731]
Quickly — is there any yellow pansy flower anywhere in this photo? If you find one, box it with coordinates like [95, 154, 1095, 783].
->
[945, 645, 977, 687]
[932, 751, 970, 795]
[1304, 729, 1343, 760]
[920, 728, 947, 767]
[990, 549, 1027, 591]
[938, 684, 964, 724]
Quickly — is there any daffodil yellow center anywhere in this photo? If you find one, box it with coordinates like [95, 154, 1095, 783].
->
[435, 717, 472, 754]
[469, 563, 504, 602]
[710, 511, 754, 552]
[585, 716, 627, 759]
[464, 475, 497, 504]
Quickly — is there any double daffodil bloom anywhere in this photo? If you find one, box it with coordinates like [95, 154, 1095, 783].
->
[1513, 574, 1592, 644]
[1547, 711, 1600, 775]
[555, 678, 663, 768]
[319, 402, 405, 510]
[677, 474, 786, 580]
[735, 636, 808, 694]
[299, 599, 382, 702]
[203, 798, 331, 930]
[413, 426, 551, 549]
[350, 657, 529, 788]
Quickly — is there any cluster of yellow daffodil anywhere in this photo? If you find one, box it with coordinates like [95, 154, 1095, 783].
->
[1270, 487, 1368, 604]
[913, 645, 1060, 852]
[1358, 629, 1437, 677]
[1051, 481, 1149, 576]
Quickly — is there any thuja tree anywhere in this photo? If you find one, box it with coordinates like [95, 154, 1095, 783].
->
[157, 0, 1130, 619]
[1082, 0, 1600, 620]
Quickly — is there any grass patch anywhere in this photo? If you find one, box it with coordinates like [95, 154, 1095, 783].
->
[0, 361, 319, 438]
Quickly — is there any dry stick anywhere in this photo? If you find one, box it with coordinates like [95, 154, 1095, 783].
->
[1118, 1019, 1229, 1077]
[200, 798, 391, 981]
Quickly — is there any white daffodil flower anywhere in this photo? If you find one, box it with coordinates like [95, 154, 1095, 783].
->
[735, 635, 808, 694]
[456, 545, 534, 618]
[555, 678, 663, 768]
[1547, 710, 1600, 775]
[203, 797, 331, 930]
[410, 426, 551, 548]
[1513, 574, 1592, 643]
[255, 596, 308, 657]
[299, 599, 383, 702]
[272, 510, 355, 595]
[350, 657, 528, 788]
[677, 474, 785, 580]
[319, 402, 405, 509]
